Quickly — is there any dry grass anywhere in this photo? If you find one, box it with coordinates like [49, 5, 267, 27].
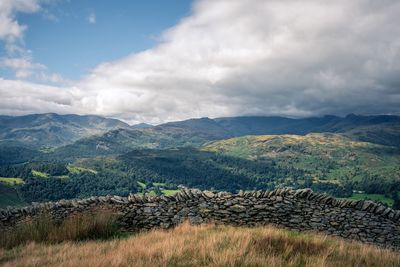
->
[1, 222, 400, 267]
[0, 212, 118, 249]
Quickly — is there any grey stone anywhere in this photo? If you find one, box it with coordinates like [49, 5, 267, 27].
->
[2, 188, 400, 249]
[229, 204, 246, 213]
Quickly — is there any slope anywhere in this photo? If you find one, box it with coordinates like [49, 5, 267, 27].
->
[2, 223, 400, 267]
[0, 113, 130, 148]
[158, 114, 400, 147]
[203, 133, 400, 196]
[50, 126, 213, 159]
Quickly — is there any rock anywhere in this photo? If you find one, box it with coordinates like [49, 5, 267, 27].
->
[203, 191, 215, 198]
[374, 205, 386, 214]
[310, 217, 321, 223]
[229, 204, 246, 213]
[143, 207, 153, 214]
[361, 201, 374, 211]
[1, 188, 400, 249]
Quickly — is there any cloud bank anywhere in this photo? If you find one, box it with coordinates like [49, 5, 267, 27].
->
[1, 0, 400, 124]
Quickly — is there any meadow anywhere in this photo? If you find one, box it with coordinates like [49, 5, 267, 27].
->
[1, 217, 400, 267]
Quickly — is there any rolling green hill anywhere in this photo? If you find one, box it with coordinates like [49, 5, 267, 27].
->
[203, 133, 400, 200]
[2, 113, 400, 154]
[43, 114, 400, 161]
[1, 133, 399, 206]
[1, 113, 400, 207]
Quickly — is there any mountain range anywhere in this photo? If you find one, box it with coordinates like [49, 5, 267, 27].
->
[0, 113, 129, 148]
[1, 113, 399, 151]
[0, 112, 399, 208]
[160, 114, 400, 147]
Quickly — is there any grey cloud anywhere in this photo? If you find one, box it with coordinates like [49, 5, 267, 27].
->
[1, 0, 400, 123]
[0, 79, 77, 115]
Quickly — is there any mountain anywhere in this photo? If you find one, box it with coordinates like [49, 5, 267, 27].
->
[50, 126, 214, 159]
[214, 115, 337, 136]
[158, 114, 400, 147]
[0, 113, 130, 148]
[43, 114, 400, 160]
[335, 116, 400, 147]
[1, 113, 399, 151]
[159, 117, 231, 140]
[131, 123, 153, 129]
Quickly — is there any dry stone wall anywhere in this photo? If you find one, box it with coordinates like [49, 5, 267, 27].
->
[1, 188, 400, 248]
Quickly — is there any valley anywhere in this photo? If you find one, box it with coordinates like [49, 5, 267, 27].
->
[0, 113, 399, 209]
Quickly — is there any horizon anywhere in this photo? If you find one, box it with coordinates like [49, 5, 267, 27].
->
[0, 0, 399, 124]
[0, 111, 398, 126]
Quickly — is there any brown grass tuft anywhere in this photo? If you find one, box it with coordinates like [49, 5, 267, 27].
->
[0, 212, 118, 249]
[1, 222, 400, 267]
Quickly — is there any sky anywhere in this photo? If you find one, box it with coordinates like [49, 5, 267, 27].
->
[0, 0, 400, 124]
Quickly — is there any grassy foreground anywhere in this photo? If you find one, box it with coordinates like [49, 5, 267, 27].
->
[1, 222, 400, 267]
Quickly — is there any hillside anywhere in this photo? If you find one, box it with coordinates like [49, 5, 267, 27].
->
[1, 222, 400, 267]
[50, 127, 213, 159]
[203, 133, 400, 199]
[0, 184, 26, 208]
[1, 113, 399, 153]
[159, 114, 400, 147]
[1, 133, 400, 206]
[0, 113, 400, 207]
[0, 113, 129, 148]
[0, 142, 41, 165]
[1, 148, 300, 204]
[43, 114, 400, 160]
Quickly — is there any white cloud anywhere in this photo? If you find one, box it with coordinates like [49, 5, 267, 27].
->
[0, 0, 44, 66]
[0, 78, 77, 115]
[87, 12, 96, 24]
[1, 0, 400, 124]
[0, 0, 65, 82]
[0, 0, 41, 45]
[1, 56, 46, 79]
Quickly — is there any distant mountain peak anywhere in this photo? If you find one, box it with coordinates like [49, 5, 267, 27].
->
[131, 123, 153, 129]
[0, 113, 130, 148]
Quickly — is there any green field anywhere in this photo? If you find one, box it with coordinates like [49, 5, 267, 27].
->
[161, 189, 179, 196]
[137, 181, 178, 196]
[53, 175, 69, 179]
[67, 165, 97, 174]
[137, 181, 146, 189]
[31, 170, 49, 178]
[0, 177, 24, 186]
[341, 193, 394, 206]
